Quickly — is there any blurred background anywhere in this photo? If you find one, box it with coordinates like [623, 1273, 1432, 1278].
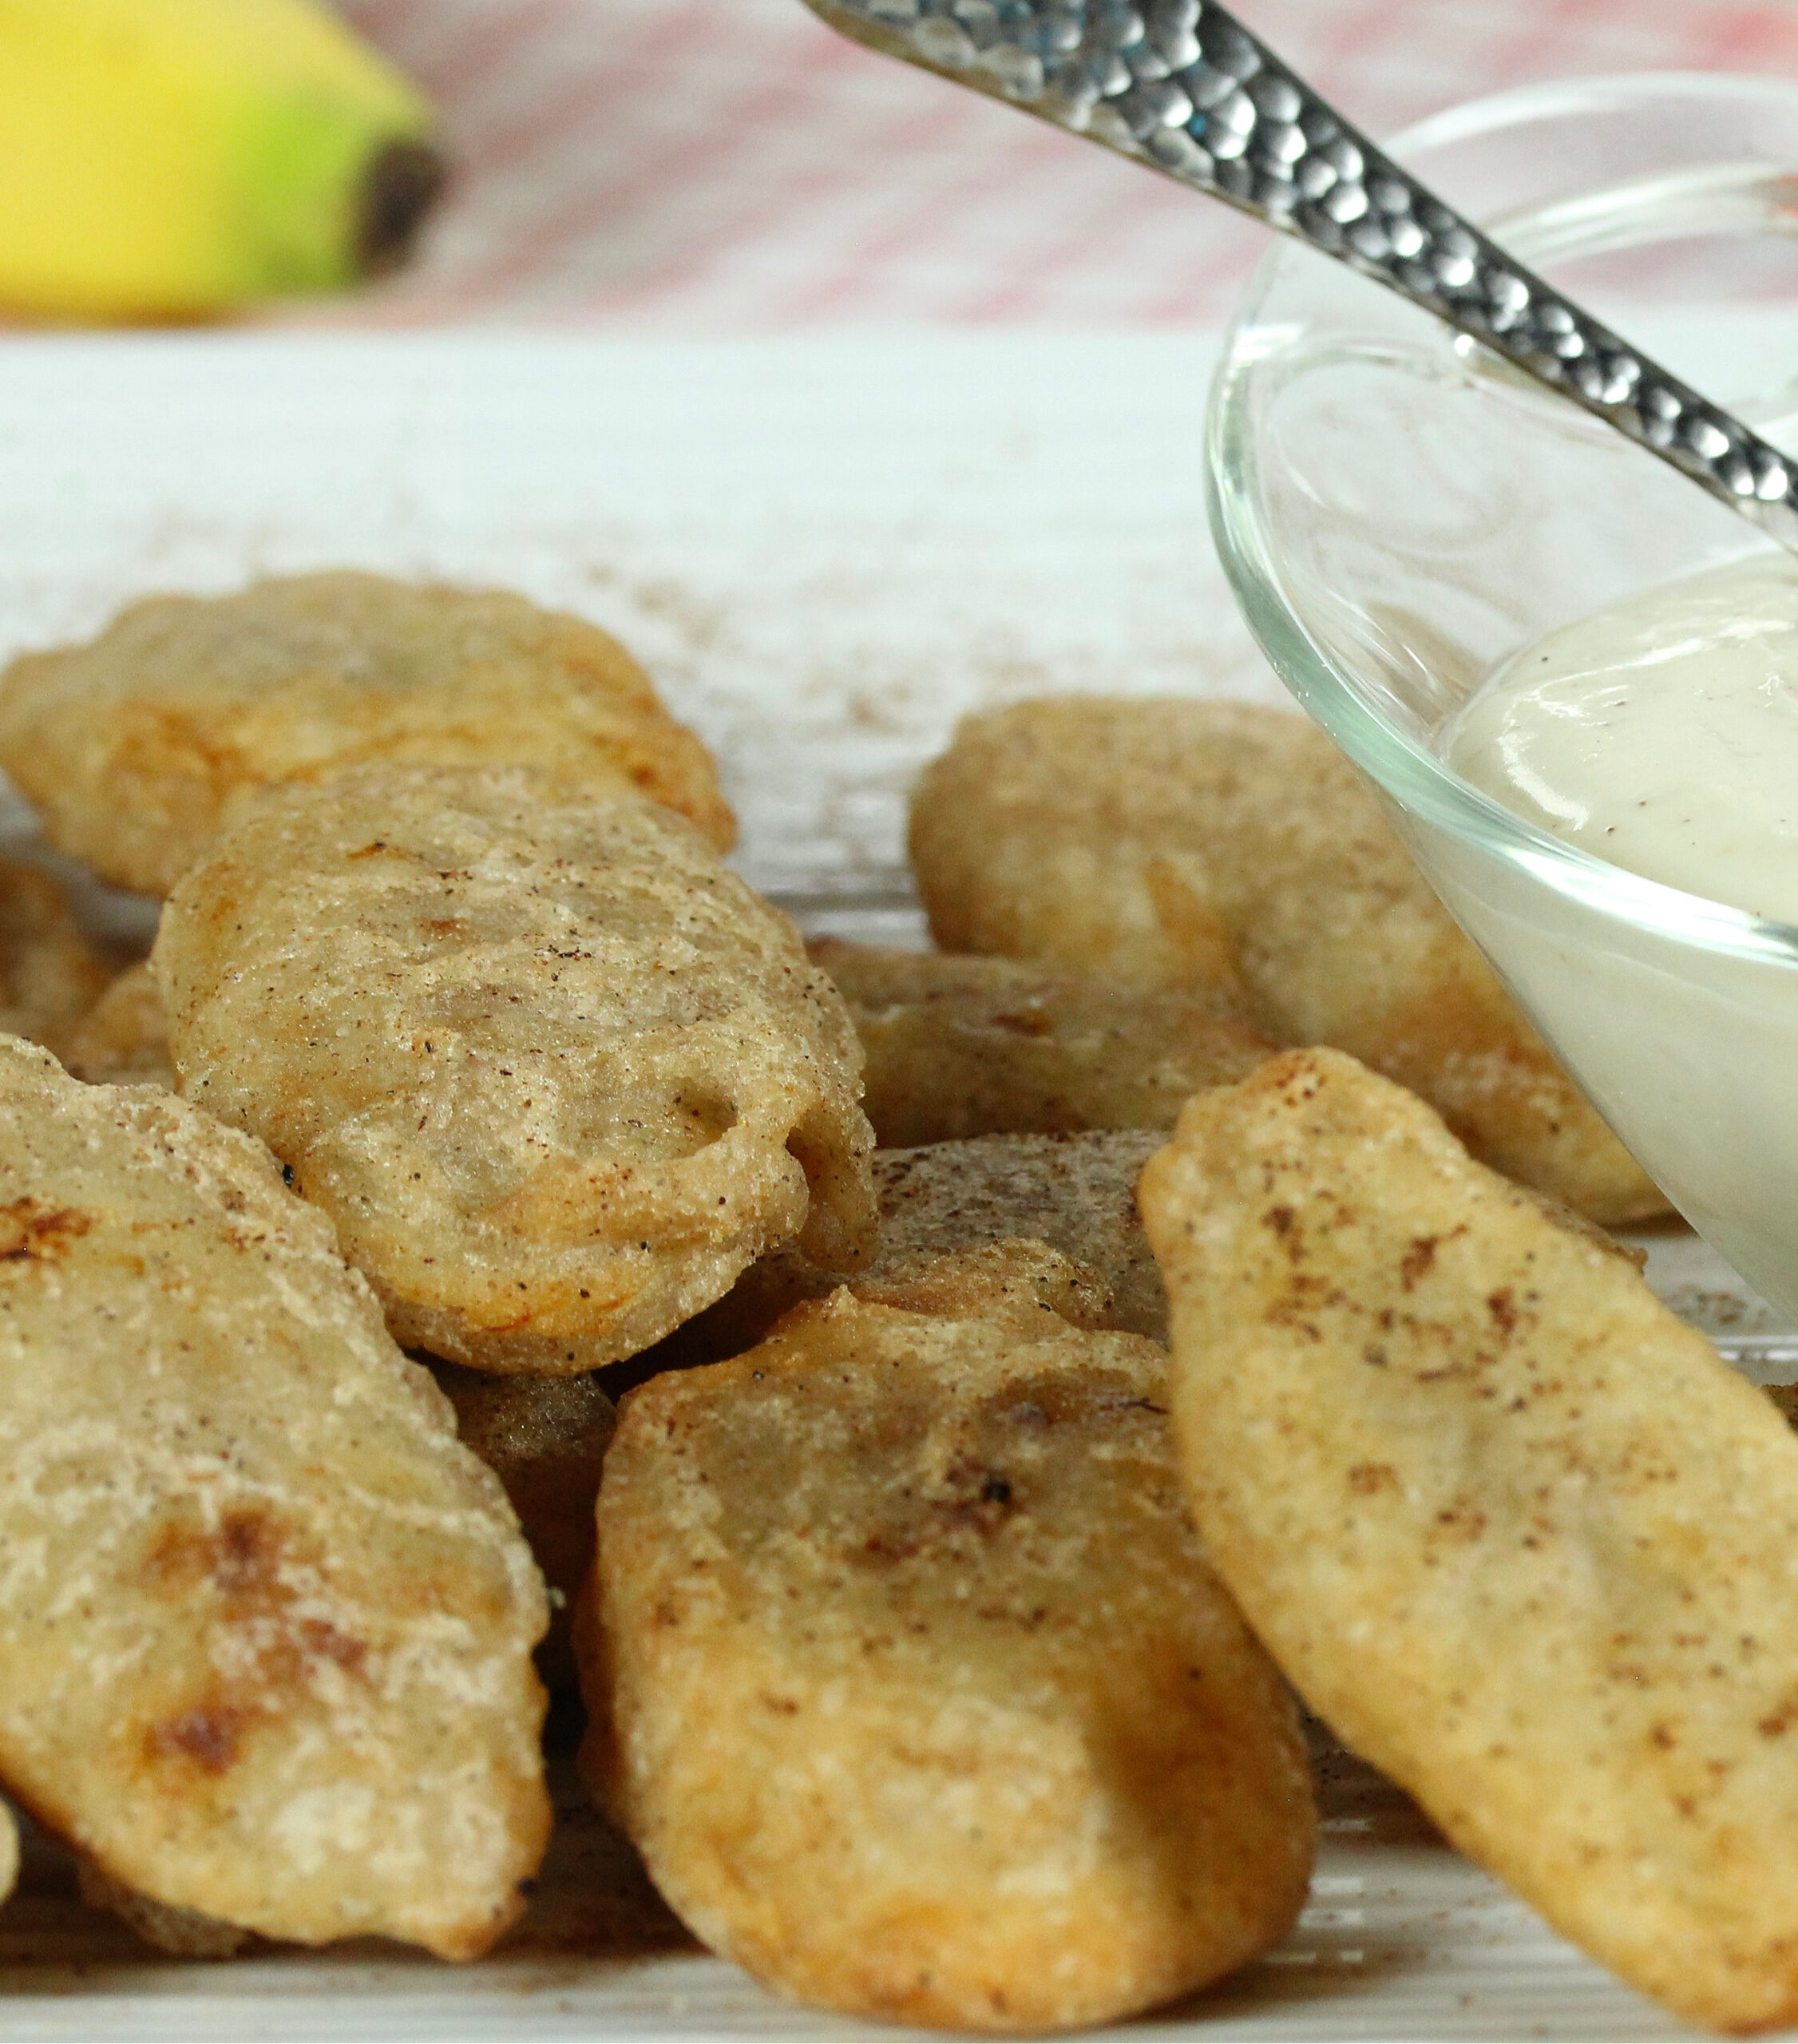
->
[316, 0, 1798, 330]
[5, 0, 1797, 334]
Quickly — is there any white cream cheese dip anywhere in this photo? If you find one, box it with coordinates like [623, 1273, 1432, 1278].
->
[1426, 550, 1798, 1322]
[1442, 554, 1798, 923]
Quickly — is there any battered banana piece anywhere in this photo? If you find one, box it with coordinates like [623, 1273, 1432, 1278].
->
[0, 1036, 549, 1957]
[809, 938, 1272, 1147]
[1139, 1048, 1798, 2034]
[910, 699, 1665, 1225]
[0, 1801, 15, 1911]
[0, 571, 735, 897]
[154, 764, 876, 1373]
[58, 959, 173, 1089]
[0, 857, 109, 1057]
[583, 1285, 1316, 2034]
[658, 1128, 1167, 1369]
[430, 1361, 616, 1689]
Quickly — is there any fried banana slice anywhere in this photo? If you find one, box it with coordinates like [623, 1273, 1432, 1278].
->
[0, 1802, 14, 1911]
[809, 939, 1272, 1147]
[0, 857, 109, 1058]
[911, 698, 1665, 1225]
[582, 1288, 1316, 2033]
[154, 764, 875, 1373]
[430, 1361, 616, 1690]
[58, 960, 173, 1089]
[0, 1036, 549, 1957]
[660, 1129, 1168, 1369]
[0, 571, 734, 897]
[1139, 1047, 1798, 2033]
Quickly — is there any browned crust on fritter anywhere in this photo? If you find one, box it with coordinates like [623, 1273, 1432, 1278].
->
[0, 1035, 549, 1957]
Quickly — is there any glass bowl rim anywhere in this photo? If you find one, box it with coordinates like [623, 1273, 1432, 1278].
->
[1206, 66, 1798, 972]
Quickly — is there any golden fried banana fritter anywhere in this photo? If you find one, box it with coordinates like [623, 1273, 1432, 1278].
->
[153, 764, 876, 1373]
[0, 1801, 14, 1911]
[0, 858, 109, 1058]
[1139, 1047, 1798, 2034]
[659, 1129, 1169, 1369]
[910, 699, 1665, 1225]
[0, 571, 734, 897]
[58, 960, 173, 1089]
[582, 1288, 1315, 2033]
[430, 1361, 616, 1690]
[0, 1036, 549, 1958]
[808, 938, 1273, 1147]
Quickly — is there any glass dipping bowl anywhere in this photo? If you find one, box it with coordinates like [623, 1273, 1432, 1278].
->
[1208, 71, 1798, 1314]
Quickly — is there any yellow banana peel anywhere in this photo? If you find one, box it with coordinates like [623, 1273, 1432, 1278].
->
[0, 0, 445, 320]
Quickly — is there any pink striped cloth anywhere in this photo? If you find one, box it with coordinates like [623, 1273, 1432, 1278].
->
[314, 0, 1798, 327]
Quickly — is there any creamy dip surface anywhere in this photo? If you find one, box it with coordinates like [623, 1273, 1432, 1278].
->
[1442, 554, 1798, 924]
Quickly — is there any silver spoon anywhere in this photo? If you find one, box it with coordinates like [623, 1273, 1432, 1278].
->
[801, 0, 1798, 551]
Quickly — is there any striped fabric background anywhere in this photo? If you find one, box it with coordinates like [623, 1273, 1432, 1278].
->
[318, 0, 1798, 328]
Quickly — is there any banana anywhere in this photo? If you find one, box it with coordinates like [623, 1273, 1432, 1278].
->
[0, 0, 445, 320]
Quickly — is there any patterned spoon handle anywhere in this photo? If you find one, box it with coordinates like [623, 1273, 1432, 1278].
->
[802, 0, 1798, 550]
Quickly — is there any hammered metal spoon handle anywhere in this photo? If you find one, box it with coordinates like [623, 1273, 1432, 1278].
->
[803, 0, 1798, 550]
